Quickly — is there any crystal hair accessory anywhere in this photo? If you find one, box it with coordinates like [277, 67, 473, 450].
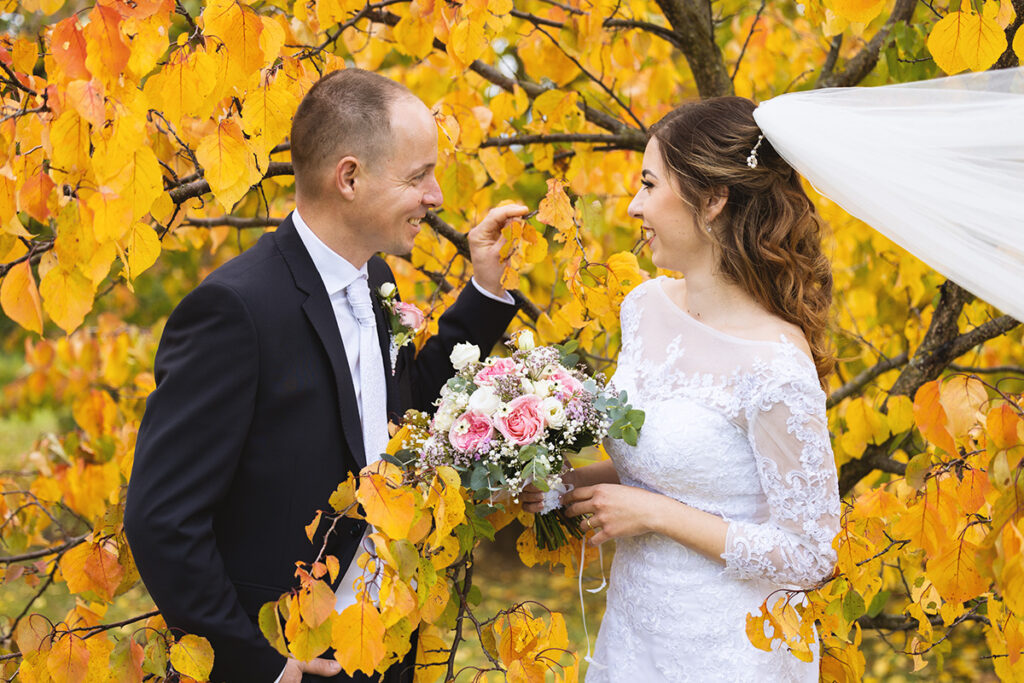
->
[746, 133, 764, 169]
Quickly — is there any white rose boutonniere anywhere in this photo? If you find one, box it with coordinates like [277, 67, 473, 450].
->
[377, 284, 427, 375]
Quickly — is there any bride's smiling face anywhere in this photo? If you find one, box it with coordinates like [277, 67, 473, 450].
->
[628, 138, 711, 272]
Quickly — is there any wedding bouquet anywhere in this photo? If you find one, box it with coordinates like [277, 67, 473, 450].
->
[415, 331, 644, 550]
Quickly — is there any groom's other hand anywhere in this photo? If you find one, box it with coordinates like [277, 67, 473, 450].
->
[281, 657, 341, 682]
[467, 204, 530, 298]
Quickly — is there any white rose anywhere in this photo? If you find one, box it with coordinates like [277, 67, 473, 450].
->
[532, 380, 553, 398]
[541, 397, 566, 428]
[521, 378, 534, 394]
[516, 329, 536, 351]
[468, 387, 501, 415]
[450, 343, 481, 370]
[379, 282, 397, 298]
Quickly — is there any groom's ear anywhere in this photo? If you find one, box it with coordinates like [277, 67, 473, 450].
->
[333, 156, 360, 200]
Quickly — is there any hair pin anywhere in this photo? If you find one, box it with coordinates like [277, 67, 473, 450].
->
[746, 134, 765, 169]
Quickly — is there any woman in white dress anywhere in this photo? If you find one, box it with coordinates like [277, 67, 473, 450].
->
[524, 96, 841, 681]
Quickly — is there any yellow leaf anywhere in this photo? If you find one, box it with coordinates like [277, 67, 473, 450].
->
[259, 15, 286, 62]
[846, 396, 888, 448]
[357, 463, 416, 538]
[332, 601, 387, 675]
[119, 222, 161, 281]
[831, 0, 887, 24]
[242, 77, 299, 170]
[83, 5, 130, 86]
[1014, 22, 1024, 63]
[39, 265, 96, 333]
[49, 110, 92, 181]
[447, 16, 488, 67]
[329, 474, 359, 515]
[928, 9, 1006, 74]
[1, 261, 43, 334]
[298, 578, 336, 628]
[86, 190, 134, 242]
[201, 0, 264, 92]
[987, 403, 1023, 450]
[195, 118, 259, 209]
[939, 375, 987, 440]
[394, 1, 435, 59]
[887, 395, 915, 434]
[169, 634, 215, 680]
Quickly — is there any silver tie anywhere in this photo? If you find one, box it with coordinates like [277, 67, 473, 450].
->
[344, 275, 388, 466]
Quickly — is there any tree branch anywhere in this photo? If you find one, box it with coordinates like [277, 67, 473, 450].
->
[857, 610, 989, 632]
[730, 0, 767, 82]
[652, 0, 733, 97]
[184, 216, 284, 229]
[827, 351, 909, 409]
[817, 0, 918, 88]
[838, 442, 907, 497]
[603, 18, 687, 51]
[0, 533, 89, 565]
[479, 133, 641, 150]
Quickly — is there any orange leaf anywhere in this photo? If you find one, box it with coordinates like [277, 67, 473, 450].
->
[537, 179, 574, 240]
[957, 468, 992, 514]
[926, 537, 988, 603]
[83, 5, 130, 84]
[50, 17, 90, 82]
[305, 510, 322, 543]
[1, 261, 43, 334]
[357, 463, 416, 539]
[987, 403, 1023, 450]
[18, 170, 55, 224]
[46, 634, 89, 683]
[938, 375, 987, 439]
[913, 380, 957, 455]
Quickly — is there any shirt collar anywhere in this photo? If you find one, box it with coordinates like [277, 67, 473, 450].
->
[292, 208, 366, 296]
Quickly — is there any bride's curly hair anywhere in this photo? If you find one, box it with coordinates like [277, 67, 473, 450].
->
[651, 96, 834, 384]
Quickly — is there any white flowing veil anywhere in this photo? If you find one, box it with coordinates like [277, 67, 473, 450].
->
[753, 67, 1024, 321]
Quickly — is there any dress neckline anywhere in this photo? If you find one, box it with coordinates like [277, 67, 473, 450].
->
[652, 276, 802, 352]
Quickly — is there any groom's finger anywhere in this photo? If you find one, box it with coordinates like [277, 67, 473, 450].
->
[300, 657, 342, 677]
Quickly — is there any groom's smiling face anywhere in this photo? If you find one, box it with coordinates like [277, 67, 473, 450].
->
[357, 97, 444, 256]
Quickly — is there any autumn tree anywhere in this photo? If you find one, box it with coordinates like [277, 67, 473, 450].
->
[1, 0, 1023, 680]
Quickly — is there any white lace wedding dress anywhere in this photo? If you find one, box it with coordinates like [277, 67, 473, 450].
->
[587, 277, 841, 682]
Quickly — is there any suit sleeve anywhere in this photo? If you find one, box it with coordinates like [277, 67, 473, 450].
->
[409, 283, 519, 410]
[124, 282, 287, 682]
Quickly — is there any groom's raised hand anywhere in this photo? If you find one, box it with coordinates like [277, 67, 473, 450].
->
[466, 204, 530, 299]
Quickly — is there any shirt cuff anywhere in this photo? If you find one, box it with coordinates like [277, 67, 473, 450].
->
[471, 277, 515, 305]
[274, 665, 286, 683]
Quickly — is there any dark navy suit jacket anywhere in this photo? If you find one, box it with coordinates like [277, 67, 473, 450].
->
[124, 215, 518, 682]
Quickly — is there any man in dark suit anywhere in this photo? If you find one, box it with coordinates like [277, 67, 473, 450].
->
[124, 69, 526, 682]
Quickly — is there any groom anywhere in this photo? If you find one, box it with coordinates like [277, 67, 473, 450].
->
[124, 69, 525, 682]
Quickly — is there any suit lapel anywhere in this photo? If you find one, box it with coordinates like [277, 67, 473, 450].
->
[274, 216, 366, 468]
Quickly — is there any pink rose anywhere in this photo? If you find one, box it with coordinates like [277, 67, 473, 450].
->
[394, 302, 425, 330]
[495, 394, 545, 446]
[473, 358, 522, 386]
[449, 411, 495, 452]
[547, 367, 584, 401]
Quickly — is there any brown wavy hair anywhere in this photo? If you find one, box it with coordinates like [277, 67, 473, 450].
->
[650, 96, 834, 384]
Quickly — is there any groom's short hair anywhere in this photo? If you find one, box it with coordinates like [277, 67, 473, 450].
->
[290, 68, 414, 187]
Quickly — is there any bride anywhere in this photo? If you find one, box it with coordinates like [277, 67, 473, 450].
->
[523, 95, 841, 680]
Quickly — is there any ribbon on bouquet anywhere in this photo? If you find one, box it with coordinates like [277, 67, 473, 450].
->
[578, 533, 607, 670]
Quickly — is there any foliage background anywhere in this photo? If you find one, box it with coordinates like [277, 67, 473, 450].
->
[1, 0, 1023, 679]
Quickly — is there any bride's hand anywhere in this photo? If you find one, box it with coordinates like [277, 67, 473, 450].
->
[562, 483, 663, 546]
[520, 483, 546, 513]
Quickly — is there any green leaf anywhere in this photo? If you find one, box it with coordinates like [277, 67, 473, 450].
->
[259, 602, 288, 656]
[621, 425, 638, 446]
[628, 409, 645, 429]
[842, 590, 866, 623]
[866, 590, 890, 618]
[467, 584, 482, 606]
[390, 539, 419, 581]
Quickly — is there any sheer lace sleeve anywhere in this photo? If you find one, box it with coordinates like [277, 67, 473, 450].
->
[722, 364, 840, 588]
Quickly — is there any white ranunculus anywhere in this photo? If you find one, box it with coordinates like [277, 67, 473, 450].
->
[468, 386, 501, 415]
[379, 282, 397, 298]
[433, 407, 457, 432]
[532, 380, 553, 398]
[521, 378, 534, 395]
[516, 329, 536, 351]
[541, 397, 566, 428]
[450, 343, 481, 370]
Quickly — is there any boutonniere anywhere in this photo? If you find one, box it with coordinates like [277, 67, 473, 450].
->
[377, 282, 426, 375]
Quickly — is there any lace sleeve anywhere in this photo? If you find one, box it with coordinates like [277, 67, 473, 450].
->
[722, 369, 840, 588]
